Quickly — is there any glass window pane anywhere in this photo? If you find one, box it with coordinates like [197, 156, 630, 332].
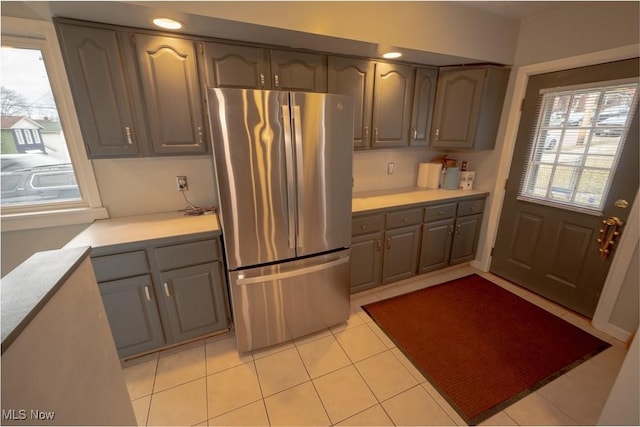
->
[1, 46, 81, 206]
[519, 81, 637, 213]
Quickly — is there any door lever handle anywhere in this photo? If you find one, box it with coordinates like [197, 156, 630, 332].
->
[597, 216, 624, 260]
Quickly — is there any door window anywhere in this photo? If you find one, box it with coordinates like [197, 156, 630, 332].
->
[518, 80, 638, 213]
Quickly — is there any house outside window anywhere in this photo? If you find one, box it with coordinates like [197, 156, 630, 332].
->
[1, 17, 107, 231]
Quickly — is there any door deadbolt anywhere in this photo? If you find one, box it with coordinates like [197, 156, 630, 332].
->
[614, 199, 629, 209]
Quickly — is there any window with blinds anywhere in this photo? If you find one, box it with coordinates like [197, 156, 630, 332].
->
[518, 79, 638, 214]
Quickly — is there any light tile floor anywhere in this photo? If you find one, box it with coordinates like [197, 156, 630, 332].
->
[122, 265, 629, 426]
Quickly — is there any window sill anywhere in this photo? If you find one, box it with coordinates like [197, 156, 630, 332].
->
[1, 207, 109, 232]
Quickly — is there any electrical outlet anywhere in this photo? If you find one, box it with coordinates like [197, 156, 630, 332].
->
[387, 162, 395, 174]
[176, 176, 188, 192]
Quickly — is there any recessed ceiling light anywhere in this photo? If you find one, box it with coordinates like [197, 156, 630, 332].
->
[153, 18, 183, 30]
[382, 52, 402, 59]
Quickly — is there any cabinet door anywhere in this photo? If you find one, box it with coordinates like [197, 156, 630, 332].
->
[201, 42, 271, 89]
[431, 68, 486, 149]
[270, 50, 327, 92]
[56, 24, 147, 157]
[371, 62, 415, 148]
[350, 232, 383, 293]
[409, 67, 438, 147]
[134, 34, 207, 155]
[99, 275, 165, 358]
[382, 225, 421, 284]
[157, 262, 229, 344]
[450, 213, 483, 265]
[328, 56, 374, 149]
[419, 219, 454, 274]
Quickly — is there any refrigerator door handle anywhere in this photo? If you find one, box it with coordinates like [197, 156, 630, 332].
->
[293, 104, 304, 250]
[282, 104, 297, 250]
[235, 256, 349, 286]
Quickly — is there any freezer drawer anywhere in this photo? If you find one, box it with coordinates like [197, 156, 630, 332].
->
[229, 249, 350, 352]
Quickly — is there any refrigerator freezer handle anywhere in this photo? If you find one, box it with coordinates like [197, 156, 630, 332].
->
[235, 256, 349, 286]
[282, 104, 297, 250]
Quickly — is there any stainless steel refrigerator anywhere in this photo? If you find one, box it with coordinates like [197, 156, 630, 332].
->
[207, 88, 354, 352]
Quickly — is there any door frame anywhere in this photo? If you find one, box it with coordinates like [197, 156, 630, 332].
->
[477, 43, 640, 342]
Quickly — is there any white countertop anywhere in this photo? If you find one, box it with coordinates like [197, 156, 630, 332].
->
[65, 211, 221, 250]
[352, 187, 489, 213]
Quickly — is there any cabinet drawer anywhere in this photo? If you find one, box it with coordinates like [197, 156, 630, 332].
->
[424, 203, 456, 222]
[458, 198, 486, 217]
[155, 239, 220, 270]
[92, 250, 149, 283]
[352, 214, 385, 236]
[386, 208, 423, 229]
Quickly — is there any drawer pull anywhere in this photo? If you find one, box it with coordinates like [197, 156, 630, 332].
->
[144, 286, 152, 301]
[439, 211, 445, 215]
[403, 217, 408, 222]
[361, 224, 367, 230]
[164, 282, 171, 298]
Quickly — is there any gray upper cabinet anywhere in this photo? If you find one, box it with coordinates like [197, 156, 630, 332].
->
[409, 67, 438, 147]
[270, 50, 327, 92]
[134, 34, 208, 155]
[201, 42, 271, 89]
[328, 56, 374, 149]
[431, 66, 510, 150]
[56, 23, 148, 157]
[371, 62, 415, 148]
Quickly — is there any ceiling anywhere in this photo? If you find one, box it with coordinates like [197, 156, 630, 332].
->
[2, 1, 569, 66]
[458, 1, 566, 20]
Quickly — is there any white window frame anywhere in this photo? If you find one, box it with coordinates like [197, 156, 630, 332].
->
[1, 17, 108, 231]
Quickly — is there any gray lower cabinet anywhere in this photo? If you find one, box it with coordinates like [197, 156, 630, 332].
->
[92, 236, 230, 358]
[350, 207, 422, 292]
[352, 196, 487, 291]
[419, 198, 486, 273]
[157, 262, 229, 344]
[98, 274, 165, 357]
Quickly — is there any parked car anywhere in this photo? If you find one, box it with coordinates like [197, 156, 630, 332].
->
[1, 154, 80, 204]
[597, 105, 629, 121]
[594, 115, 627, 136]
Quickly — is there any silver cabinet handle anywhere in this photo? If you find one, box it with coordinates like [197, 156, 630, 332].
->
[260, 73, 265, 88]
[374, 128, 379, 142]
[412, 128, 417, 140]
[376, 239, 382, 252]
[197, 126, 204, 145]
[144, 286, 151, 301]
[274, 74, 280, 88]
[125, 126, 133, 145]
[448, 224, 454, 235]
[455, 224, 461, 235]
[435, 129, 440, 141]
[363, 126, 369, 139]
[163, 282, 171, 298]
[385, 238, 391, 250]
